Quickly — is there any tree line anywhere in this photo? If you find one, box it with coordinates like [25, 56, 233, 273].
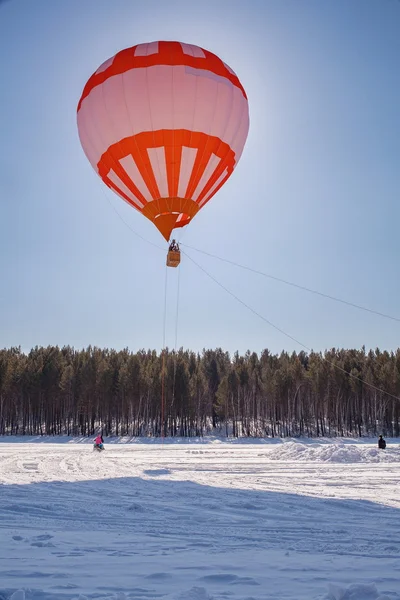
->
[0, 345, 399, 438]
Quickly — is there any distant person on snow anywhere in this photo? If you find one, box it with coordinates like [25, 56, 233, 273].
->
[94, 435, 104, 450]
[378, 435, 386, 450]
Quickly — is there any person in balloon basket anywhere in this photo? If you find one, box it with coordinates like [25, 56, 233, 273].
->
[378, 435, 386, 450]
[94, 434, 104, 450]
[169, 239, 179, 252]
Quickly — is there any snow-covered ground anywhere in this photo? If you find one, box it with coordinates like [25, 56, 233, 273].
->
[0, 437, 399, 600]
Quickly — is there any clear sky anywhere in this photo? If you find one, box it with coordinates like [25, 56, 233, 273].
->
[0, 0, 399, 356]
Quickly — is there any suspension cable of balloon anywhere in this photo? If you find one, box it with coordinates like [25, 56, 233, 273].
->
[171, 263, 181, 411]
[161, 264, 168, 442]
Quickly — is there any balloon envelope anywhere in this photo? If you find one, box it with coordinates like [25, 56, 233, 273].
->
[77, 41, 249, 241]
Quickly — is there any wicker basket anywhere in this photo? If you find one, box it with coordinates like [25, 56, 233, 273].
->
[166, 250, 181, 267]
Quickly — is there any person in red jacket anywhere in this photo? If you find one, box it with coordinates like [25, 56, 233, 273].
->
[94, 435, 104, 450]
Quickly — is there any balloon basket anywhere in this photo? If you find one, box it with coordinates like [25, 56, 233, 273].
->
[166, 250, 181, 268]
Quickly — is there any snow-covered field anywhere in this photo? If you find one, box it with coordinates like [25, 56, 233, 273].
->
[1, 437, 400, 600]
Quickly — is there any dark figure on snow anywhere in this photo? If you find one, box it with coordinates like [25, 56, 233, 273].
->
[378, 435, 386, 450]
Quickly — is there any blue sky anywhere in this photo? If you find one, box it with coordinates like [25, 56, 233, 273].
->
[0, 0, 399, 356]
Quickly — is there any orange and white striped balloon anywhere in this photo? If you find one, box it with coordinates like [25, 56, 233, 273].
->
[77, 41, 249, 241]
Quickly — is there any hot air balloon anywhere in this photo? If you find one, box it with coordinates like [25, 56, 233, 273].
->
[77, 40, 249, 266]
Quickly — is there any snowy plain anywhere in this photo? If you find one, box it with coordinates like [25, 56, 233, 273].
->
[0, 437, 399, 600]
